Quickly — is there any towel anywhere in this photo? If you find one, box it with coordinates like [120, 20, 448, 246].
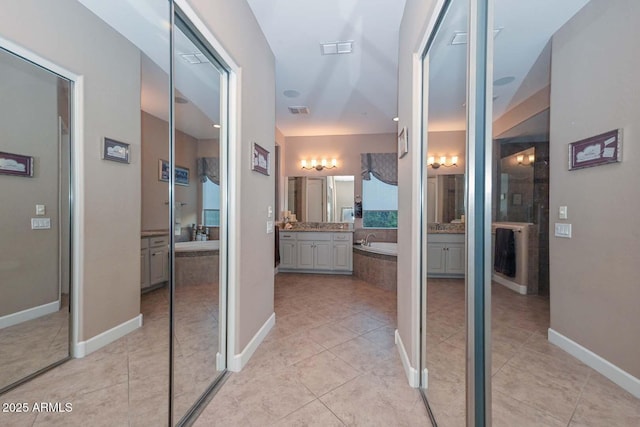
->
[494, 228, 516, 277]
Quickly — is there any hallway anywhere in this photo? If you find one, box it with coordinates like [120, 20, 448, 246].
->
[195, 273, 429, 425]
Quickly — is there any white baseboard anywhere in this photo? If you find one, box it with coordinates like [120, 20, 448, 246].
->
[395, 329, 420, 388]
[548, 328, 640, 399]
[228, 312, 275, 372]
[73, 314, 143, 358]
[493, 274, 527, 295]
[0, 300, 60, 329]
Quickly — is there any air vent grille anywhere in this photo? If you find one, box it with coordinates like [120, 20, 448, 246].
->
[288, 106, 310, 115]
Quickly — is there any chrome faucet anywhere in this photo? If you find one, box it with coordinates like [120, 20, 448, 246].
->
[364, 233, 376, 246]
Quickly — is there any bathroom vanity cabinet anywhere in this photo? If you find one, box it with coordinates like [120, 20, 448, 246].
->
[279, 230, 353, 273]
[141, 235, 169, 290]
[427, 233, 465, 277]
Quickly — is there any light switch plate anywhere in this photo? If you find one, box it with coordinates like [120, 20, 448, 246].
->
[266, 221, 274, 234]
[31, 218, 51, 230]
[554, 223, 571, 238]
[559, 206, 568, 220]
[36, 204, 46, 216]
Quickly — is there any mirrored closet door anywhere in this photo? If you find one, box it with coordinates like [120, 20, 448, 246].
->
[0, 47, 72, 394]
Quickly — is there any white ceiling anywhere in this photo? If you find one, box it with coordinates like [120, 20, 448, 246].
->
[79, 0, 221, 140]
[246, 0, 407, 137]
[427, 0, 590, 132]
[79, 0, 590, 141]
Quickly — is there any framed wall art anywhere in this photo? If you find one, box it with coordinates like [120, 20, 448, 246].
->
[159, 160, 190, 186]
[102, 137, 130, 164]
[252, 142, 270, 176]
[0, 151, 33, 177]
[568, 129, 622, 171]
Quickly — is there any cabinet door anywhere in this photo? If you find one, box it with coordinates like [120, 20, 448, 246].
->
[445, 243, 465, 275]
[141, 248, 150, 289]
[297, 241, 315, 269]
[333, 242, 352, 270]
[280, 241, 297, 268]
[314, 241, 333, 269]
[160, 247, 169, 282]
[149, 248, 166, 285]
[426, 243, 446, 274]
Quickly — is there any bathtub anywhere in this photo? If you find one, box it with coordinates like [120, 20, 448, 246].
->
[175, 240, 220, 252]
[353, 242, 397, 291]
[356, 242, 398, 256]
[175, 240, 220, 286]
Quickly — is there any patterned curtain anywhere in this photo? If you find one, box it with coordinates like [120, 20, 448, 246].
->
[361, 153, 398, 186]
[197, 157, 220, 185]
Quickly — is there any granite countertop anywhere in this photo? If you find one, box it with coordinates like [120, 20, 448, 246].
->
[427, 229, 465, 234]
[280, 227, 353, 233]
[141, 230, 170, 238]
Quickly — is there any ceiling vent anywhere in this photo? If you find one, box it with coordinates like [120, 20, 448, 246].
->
[320, 41, 354, 55]
[451, 28, 503, 45]
[180, 53, 210, 64]
[288, 106, 310, 115]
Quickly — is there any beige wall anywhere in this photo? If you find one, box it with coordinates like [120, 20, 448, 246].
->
[141, 111, 199, 232]
[550, 0, 640, 378]
[187, 0, 276, 353]
[283, 133, 396, 226]
[0, 53, 60, 317]
[398, 0, 439, 370]
[0, 0, 142, 340]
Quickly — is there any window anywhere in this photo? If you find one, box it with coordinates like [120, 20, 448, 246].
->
[202, 179, 220, 226]
[362, 175, 398, 228]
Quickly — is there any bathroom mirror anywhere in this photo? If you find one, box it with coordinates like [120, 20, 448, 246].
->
[427, 174, 465, 224]
[286, 175, 355, 223]
[0, 46, 71, 393]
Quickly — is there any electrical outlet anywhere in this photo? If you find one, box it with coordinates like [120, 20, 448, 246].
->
[36, 204, 46, 216]
[559, 206, 568, 220]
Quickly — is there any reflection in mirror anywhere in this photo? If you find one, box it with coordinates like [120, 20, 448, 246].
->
[420, 0, 468, 423]
[426, 174, 465, 224]
[0, 47, 71, 393]
[172, 16, 226, 424]
[286, 176, 354, 223]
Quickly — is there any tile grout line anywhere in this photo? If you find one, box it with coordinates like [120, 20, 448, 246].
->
[567, 368, 593, 426]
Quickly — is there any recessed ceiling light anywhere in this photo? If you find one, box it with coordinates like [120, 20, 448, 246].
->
[283, 90, 300, 98]
[494, 76, 515, 86]
[212, 124, 221, 129]
[175, 96, 188, 104]
[393, 117, 399, 122]
[320, 41, 354, 55]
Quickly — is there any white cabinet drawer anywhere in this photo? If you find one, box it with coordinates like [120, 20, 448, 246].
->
[333, 233, 352, 241]
[149, 236, 169, 247]
[280, 232, 297, 240]
[296, 232, 332, 241]
[141, 238, 149, 250]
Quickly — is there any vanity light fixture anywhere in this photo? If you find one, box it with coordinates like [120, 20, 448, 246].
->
[517, 153, 535, 166]
[427, 155, 458, 169]
[301, 158, 337, 171]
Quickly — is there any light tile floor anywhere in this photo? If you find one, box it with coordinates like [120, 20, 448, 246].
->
[426, 278, 640, 427]
[194, 273, 429, 426]
[2, 274, 638, 426]
[0, 296, 69, 392]
[0, 280, 221, 427]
